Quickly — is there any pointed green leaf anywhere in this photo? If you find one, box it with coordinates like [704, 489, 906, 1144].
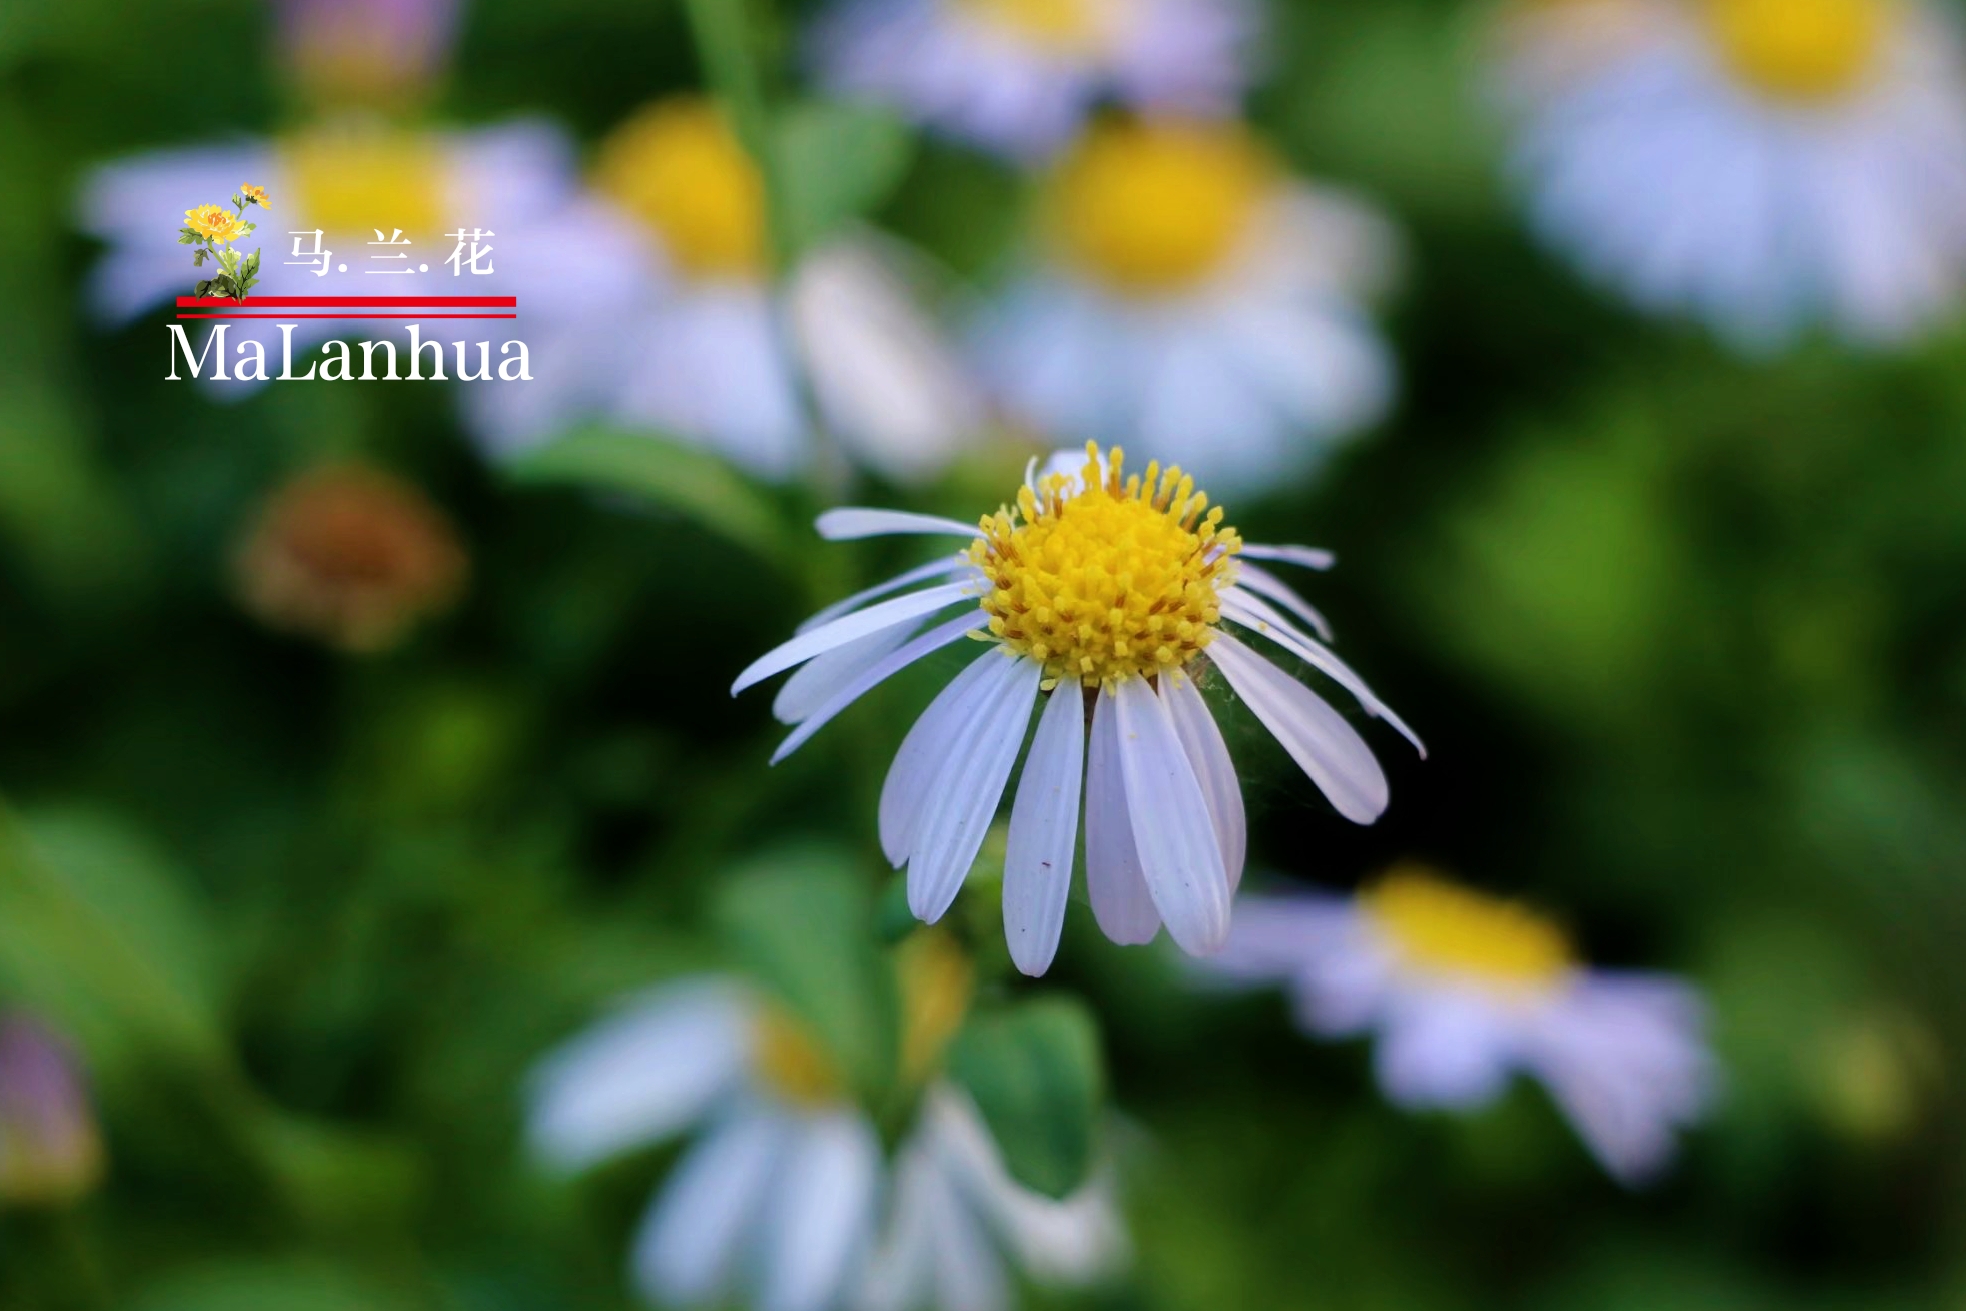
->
[504, 425, 796, 569]
[712, 845, 900, 1101]
[774, 101, 916, 260]
[946, 996, 1104, 1198]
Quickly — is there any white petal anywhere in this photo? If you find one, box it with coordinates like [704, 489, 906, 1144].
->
[1002, 686, 1087, 976]
[631, 1108, 786, 1306]
[1112, 678, 1232, 956]
[1084, 687, 1160, 945]
[1240, 543, 1336, 571]
[1524, 974, 1715, 1186]
[880, 651, 1004, 866]
[1161, 669, 1246, 891]
[758, 1112, 883, 1311]
[1222, 590, 1425, 756]
[774, 624, 917, 725]
[815, 508, 979, 541]
[732, 580, 976, 695]
[907, 656, 1042, 923]
[923, 1153, 1012, 1311]
[1205, 631, 1389, 825]
[853, 1136, 939, 1311]
[525, 980, 752, 1171]
[1374, 991, 1520, 1110]
[1233, 561, 1333, 641]
[772, 612, 989, 764]
[795, 555, 972, 635]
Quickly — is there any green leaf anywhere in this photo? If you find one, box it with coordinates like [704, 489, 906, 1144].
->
[0, 803, 227, 1078]
[504, 426, 796, 570]
[774, 101, 916, 260]
[713, 845, 899, 1100]
[946, 996, 1104, 1198]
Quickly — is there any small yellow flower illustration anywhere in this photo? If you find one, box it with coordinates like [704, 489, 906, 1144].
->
[240, 183, 271, 210]
[185, 204, 247, 245]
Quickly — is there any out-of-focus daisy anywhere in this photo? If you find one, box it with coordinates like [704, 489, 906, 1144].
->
[527, 938, 1123, 1311]
[975, 119, 1400, 497]
[1204, 867, 1717, 1185]
[234, 463, 468, 653]
[812, 0, 1257, 160]
[80, 115, 649, 427]
[0, 1013, 105, 1206]
[584, 98, 982, 484]
[732, 444, 1422, 974]
[1495, 0, 1966, 346]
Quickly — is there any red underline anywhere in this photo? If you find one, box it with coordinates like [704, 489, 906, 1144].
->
[175, 295, 517, 307]
[176, 313, 519, 320]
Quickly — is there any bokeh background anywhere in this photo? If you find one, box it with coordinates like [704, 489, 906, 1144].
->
[2, 0, 1965, 1307]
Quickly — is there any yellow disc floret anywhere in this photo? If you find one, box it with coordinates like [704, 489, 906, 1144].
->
[960, 0, 1112, 53]
[594, 98, 766, 280]
[184, 204, 246, 245]
[1362, 866, 1575, 991]
[282, 125, 442, 240]
[1706, 0, 1891, 102]
[752, 1004, 844, 1107]
[969, 443, 1241, 689]
[1048, 120, 1275, 294]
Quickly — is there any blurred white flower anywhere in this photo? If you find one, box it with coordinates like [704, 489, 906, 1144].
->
[78, 115, 647, 423]
[812, 0, 1258, 160]
[974, 119, 1401, 498]
[732, 444, 1421, 974]
[527, 970, 1123, 1311]
[1203, 867, 1717, 1185]
[566, 98, 983, 485]
[1495, 0, 1966, 347]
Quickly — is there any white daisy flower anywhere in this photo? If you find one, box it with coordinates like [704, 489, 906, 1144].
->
[1496, 0, 1966, 346]
[527, 962, 1123, 1311]
[812, 0, 1258, 160]
[731, 444, 1423, 975]
[974, 119, 1401, 498]
[79, 114, 648, 422]
[568, 98, 983, 485]
[1204, 867, 1717, 1185]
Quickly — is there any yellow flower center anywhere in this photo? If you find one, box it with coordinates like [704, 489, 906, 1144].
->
[959, 0, 1112, 53]
[1706, 0, 1891, 102]
[1362, 867, 1575, 990]
[897, 930, 975, 1085]
[594, 99, 767, 280]
[969, 443, 1240, 689]
[752, 1005, 845, 1108]
[282, 125, 443, 243]
[1048, 120, 1275, 294]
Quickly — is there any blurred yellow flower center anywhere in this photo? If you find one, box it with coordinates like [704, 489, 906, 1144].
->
[595, 100, 766, 280]
[282, 127, 442, 241]
[970, 443, 1240, 689]
[1049, 121, 1274, 294]
[1363, 868, 1574, 989]
[752, 1005, 844, 1107]
[960, 0, 1110, 52]
[1706, 0, 1890, 101]
[897, 930, 975, 1084]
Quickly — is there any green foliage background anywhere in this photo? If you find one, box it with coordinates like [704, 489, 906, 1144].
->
[1, 0, 1964, 1307]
